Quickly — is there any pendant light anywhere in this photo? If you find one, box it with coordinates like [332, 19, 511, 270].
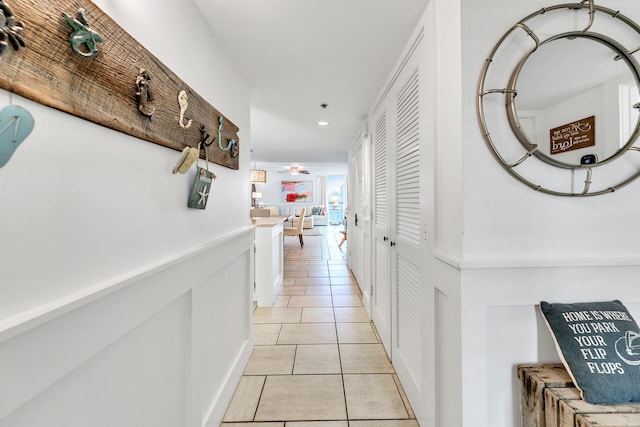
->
[250, 160, 267, 183]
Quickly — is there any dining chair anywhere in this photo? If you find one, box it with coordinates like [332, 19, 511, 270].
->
[284, 207, 306, 248]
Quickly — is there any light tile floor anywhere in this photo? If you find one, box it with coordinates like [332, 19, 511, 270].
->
[221, 225, 418, 426]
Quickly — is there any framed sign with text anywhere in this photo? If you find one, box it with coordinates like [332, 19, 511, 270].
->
[550, 116, 596, 155]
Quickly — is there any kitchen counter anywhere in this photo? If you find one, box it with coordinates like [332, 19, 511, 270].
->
[252, 216, 286, 306]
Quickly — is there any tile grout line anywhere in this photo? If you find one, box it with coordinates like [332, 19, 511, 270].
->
[250, 375, 267, 422]
[333, 285, 351, 423]
[291, 344, 298, 375]
[391, 373, 416, 420]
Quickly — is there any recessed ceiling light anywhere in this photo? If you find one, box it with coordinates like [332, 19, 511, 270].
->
[317, 121, 329, 126]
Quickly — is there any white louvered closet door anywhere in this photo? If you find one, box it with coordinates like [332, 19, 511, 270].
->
[372, 109, 392, 357]
[391, 62, 423, 386]
[349, 147, 365, 279]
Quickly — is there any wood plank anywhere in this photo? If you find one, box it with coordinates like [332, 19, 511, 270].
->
[0, 0, 240, 169]
[576, 412, 640, 427]
[561, 399, 640, 427]
[519, 364, 575, 427]
[545, 387, 582, 427]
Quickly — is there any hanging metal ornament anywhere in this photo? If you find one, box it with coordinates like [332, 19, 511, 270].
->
[62, 8, 104, 58]
[0, 0, 25, 56]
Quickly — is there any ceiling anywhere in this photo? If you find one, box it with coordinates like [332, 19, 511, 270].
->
[192, 0, 429, 165]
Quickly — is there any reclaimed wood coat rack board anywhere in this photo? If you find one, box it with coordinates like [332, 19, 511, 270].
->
[0, 0, 240, 170]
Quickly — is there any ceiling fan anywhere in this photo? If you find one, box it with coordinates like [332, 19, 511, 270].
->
[277, 166, 310, 175]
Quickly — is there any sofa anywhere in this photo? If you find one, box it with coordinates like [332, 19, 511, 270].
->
[309, 206, 327, 226]
[279, 206, 327, 228]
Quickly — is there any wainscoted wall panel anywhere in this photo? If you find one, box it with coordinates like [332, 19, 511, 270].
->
[1, 295, 191, 427]
[198, 253, 252, 424]
[0, 229, 254, 427]
[460, 264, 640, 427]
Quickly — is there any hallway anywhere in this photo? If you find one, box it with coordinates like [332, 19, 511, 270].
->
[221, 226, 418, 426]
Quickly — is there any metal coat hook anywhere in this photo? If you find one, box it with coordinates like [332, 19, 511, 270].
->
[199, 124, 216, 153]
[177, 90, 193, 129]
[135, 68, 155, 121]
[217, 115, 239, 157]
[62, 8, 104, 58]
[230, 141, 239, 158]
[0, 0, 26, 56]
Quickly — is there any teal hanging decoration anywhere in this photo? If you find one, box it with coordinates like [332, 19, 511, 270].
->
[188, 167, 214, 209]
[0, 105, 34, 168]
[217, 116, 238, 158]
[63, 8, 104, 58]
[187, 143, 216, 209]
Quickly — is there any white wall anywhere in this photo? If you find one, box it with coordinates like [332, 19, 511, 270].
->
[0, 0, 251, 322]
[0, 0, 253, 425]
[460, 0, 640, 426]
[430, 1, 465, 424]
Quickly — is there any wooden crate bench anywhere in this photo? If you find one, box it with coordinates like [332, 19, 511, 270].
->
[575, 413, 640, 426]
[546, 387, 582, 427]
[518, 364, 575, 427]
[518, 364, 640, 427]
[560, 399, 640, 426]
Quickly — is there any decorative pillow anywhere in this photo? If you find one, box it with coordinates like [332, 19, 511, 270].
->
[540, 300, 640, 404]
[311, 207, 322, 215]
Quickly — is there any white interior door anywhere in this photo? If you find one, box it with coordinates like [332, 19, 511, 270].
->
[371, 109, 392, 357]
[390, 61, 423, 385]
[349, 149, 364, 279]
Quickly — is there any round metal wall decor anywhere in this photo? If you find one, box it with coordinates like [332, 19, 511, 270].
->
[477, 0, 640, 196]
